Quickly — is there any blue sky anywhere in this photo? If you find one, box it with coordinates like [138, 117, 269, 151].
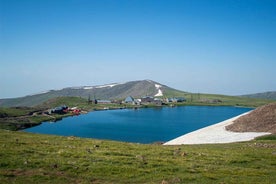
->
[0, 0, 275, 98]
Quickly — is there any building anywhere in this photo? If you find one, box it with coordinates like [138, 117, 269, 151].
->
[167, 97, 186, 103]
[153, 99, 162, 106]
[97, 100, 112, 104]
[51, 105, 68, 114]
[125, 96, 135, 104]
[141, 96, 154, 103]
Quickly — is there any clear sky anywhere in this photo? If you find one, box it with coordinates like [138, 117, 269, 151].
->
[0, 0, 275, 98]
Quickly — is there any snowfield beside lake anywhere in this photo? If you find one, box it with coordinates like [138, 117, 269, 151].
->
[164, 112, 271, 145]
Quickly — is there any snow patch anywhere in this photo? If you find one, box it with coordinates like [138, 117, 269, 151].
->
[155, 89, 163, 97]
[30, 90, 50, 96]
[83, 86, 94, 90]
[82, 83, 120, 90]
[155, 84, 162, 88]
[154, 84, 163, 97]
[164, 112, 271, 145]
[95, 83, 119, 88]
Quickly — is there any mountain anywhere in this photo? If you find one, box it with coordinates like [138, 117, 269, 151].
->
[239, 91, 276, 100]
[0, 80, 187, 107]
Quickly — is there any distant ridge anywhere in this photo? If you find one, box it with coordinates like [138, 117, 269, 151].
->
[0, 80, 186, 107]
[239, 91, 276, 100]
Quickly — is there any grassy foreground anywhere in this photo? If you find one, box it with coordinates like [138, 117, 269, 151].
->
[0, 130, 275, 184]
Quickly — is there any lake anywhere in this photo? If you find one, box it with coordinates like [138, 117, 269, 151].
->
[24, 106, 252, 143]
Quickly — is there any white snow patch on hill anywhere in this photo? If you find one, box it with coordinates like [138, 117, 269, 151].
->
[154, 84, 163, 97]
[96, 83, 119, 88]
[83, 83, 119, 90]
[30, 90, 50, 96]
[83, 86, 94, 90]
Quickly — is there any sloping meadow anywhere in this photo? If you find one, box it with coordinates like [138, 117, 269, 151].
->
[0, 130, 275, 184]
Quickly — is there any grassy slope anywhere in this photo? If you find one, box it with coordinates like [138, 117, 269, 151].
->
[0, 107, 49, 130]
[0, 98, 87, 131]
[0, 107, 33, 117]
[162, 90, 274, 107]
[188, 93, 274, 107]
[0, 93, 59, 107]
[0, 130, 275, 184]
[37, 96, 88, 109]
[240, 91, 276, 100]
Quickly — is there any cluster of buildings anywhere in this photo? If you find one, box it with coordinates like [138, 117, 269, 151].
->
[47, 96, 187, 115]
[123, 96, 186, 106]
[47, 105, 81, 115]
[88, 95, 186, 106]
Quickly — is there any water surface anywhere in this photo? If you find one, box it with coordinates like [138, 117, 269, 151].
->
[25, 106, 252, 143]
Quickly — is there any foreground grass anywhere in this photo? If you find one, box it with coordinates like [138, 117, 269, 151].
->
[0, 130, 275, 183]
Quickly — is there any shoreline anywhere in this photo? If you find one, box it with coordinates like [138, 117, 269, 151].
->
[164, 112, 271, 145]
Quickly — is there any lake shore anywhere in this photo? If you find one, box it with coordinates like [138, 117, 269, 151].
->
[164, 112, 271, 145]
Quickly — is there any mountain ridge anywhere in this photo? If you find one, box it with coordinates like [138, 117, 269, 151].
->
[239, 91, 276, 100]
[1, 80, 274, 108]
[0, 80, 186, 107]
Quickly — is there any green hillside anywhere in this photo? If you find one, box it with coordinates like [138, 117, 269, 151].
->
[0, 130, 275, 184]
[184, 93, 274, 107]
[0, 92, 58, 107]
[37, 96, 88, 109]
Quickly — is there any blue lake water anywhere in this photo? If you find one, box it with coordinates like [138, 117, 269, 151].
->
[24, 106, 252, 143]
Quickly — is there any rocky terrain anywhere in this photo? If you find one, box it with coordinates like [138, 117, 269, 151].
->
[226, 102, 276, 133]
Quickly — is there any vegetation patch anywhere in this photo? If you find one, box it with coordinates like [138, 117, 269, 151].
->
[255, 134, 276, 140]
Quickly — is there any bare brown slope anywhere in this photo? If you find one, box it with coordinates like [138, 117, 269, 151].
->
[226, 102, 276, 134]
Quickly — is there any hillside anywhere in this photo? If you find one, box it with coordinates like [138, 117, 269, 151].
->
[226, 102, 276, 133]
[0, 80, 185, 107]
[0, 130, 275, 184]
[239, 91, 276, 100]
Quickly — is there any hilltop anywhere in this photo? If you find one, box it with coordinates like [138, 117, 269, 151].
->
[226, 102, 276, 134]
